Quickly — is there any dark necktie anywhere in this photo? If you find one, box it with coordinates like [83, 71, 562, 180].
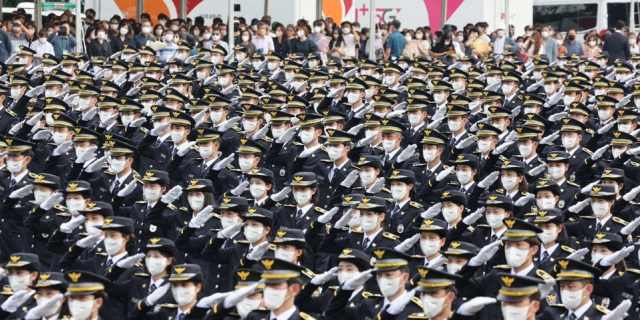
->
[177, 313, 185, 320]
[450, 137, 457, 148]
[106, 258, 113, 268]
[362, 237, 370, 250]
[149, 283, 157, 294]
[391, 205, 400, 218]
[145, 205, 152, 216]
[295, 209, 303, 225]
[596, 222, 603, 232]
[568, 314, 577, 320]
[112, 180, 121, 193]
[384, 154, 389, 165]
[542, 251, 549, 262]
[9, 178, 16, 189]
[461, 187, 466, 193]
[200, 164, 209, 176]
[490, 234, 498, 243]
[330, 167, 339, 182]
[426, 169, 432, 177]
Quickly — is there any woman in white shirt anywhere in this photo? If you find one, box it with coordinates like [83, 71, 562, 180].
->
[30, 29, 54, 66]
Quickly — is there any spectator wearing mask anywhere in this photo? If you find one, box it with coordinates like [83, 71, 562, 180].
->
[273, 24, 292, 56]
[87, 25, 112, 58]
[29, 29, 54, 66]
[384, 19, 405, 60]
[328, 27, 347, 58]
[563, 28, 583, 56]
[134, 20, 155, 49]
[157, 30, 178, 62]
[630, 32, 640, 54]
[111, 21, 135, 53]
[153, 24, 165, 40]
[402, 31, 420, 58]
[603, 20, 631, 64]
[555, 33, 568, 56]
[239, 29, 257, 57]
[541, 26, 557, 62]
[8, 18, 31, 54]
[583, 34, 602, 59]
[308, 20, 327, 48]
[291, 26, 317, 56]
[340, 21, 359, 57]
[252, 22, 274, 54]
[203, 27, 229, 52]
[491, 23, 516, 54]
[50, 20, 76, 59]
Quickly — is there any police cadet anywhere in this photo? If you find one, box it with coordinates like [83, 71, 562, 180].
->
[386, 169, 424, 239]
[168, 127, 223, 184]
[0, 137, 36, 204]
[23, 272, 68, 320]
[542, 151, 581, 210]
[61, 271, 111, 320]
[0, 253, 40, 318]
[205, 268, 265, 319]
[274, 172, 327, 232]
[315, 129, 356, 208]
[530, 208, 580, 274]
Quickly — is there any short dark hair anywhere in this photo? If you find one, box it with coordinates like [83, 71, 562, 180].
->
[615, 20, 626, 30]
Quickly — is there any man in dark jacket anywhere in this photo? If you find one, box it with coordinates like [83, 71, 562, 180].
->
[603, 20, 631, 65]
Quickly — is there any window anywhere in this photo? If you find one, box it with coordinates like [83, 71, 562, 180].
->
[533, 4, 598, 32]
[607, 3, 640, 29]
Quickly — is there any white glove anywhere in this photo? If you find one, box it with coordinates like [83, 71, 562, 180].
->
[76, 146, 98, 163]
[203, 75, 217, 86]
[32, 129, 52, 140]
[420, 203, 442, 220]
[386, 289, 416, 315]
[539, 131, 560, 145]
[385, 110, 405, 118]
[60, 215, 85, 234]
[197, 291, 232, 308]
[436, 166, 454, 182]
[580, 180, 600, 195]
[628, 146, 640, 155]
[25, 85, 46, 97]
[528, 163, 547, 176]
[270, 187, 290, 202]
[394, 234, 420, 252]
[1, 290, 35, 313]
[40, 192, 64, 211]
[151, 123, 169, 136]
[25, 293, 63, 319]
[161, 186, 183, 204]
[396, 144, 417, 163]
[568, 198, 591, 214]
[546, 91, 564, 106]
[299, 144, 322, 158]
[347, 124, 364, 135]
[81, 107, 98, 121]
[333, 209, 354, 229]
[621, 217, 640, 236]
[189, 205, 216, 228]
[456, 297, 498, 316]
[8, 120, 24, 135]
[327, 87, 345, 98]
[429, 255, 446, 269]
[219, 116, 242, 132]
[455, 136, 475, 149]
[76, 234, 102, 248]
[624, 185, 640, 202]
[340, 171, 359, 188]
[514, 193, 535, 207]
[9, 184, 33, 199]
[222, 282, 262, 308]
[129, 72, 144, 83]
[493, 141, 514, 154]
[52, 141, 73, 156]
[125, 86, 141, 97]
[597, 121, 617, 135]
[356, 133, 377, 148]
[538, 278, 556, 298]
[251, 125, 269, 141]
[145, 283, 171, 306]
[602, 300, 632, 320]
[117, 182, 138, 197]
[317, 207, 340, 224]
[220, 221, 244, 238]
[548, 112, 568, 122]
[213, 154, 234, 171]
[616, 94, 632, 108]
[5, 53, 17, 64]
[116, 253, 145, 268]
[158, 84, 171, 95]
[508, 106, 521, 119]
[230, 181, 250, 196]
[129, 117, 147, 128]
[276, 127, 297, 144]
[86, 156, 108, 173]
[426, 117, 444, 130]
[478, 171, 500, 188]
[566, 248, 589, 261]
[311, 267, 338, 285]
[468, 241, 501, 266]
[503, 131, 517, 143]
[462, 207, 485, 225]
[600, 246, 635, 266]
[366, 178, 385, 194]
[176, 141, 197, 157]
[343, 269, 373, 290]
[26, 111, 44, 126]
[246, 242, 270, 260]
[354, 105, 373, 118]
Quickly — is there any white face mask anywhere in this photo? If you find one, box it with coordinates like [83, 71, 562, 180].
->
[337, 271, 359, 285]
[293, 191, 312, 205]
[252, 61, 262, 69]
[243, 226, 264, 243]
[486, 77, 499, 85]
[99, 111, 113, 124]
[447, 120, 462, 132]
[446, 262, 463, 274]
[538, 227, 557, 244]
[36, 295, 62, 316]
[383, 75, 396, 86]
[109, 159, 126, 174]
[9, 274, 31, 291]
[422, 149, 437, 162]
[591, 252, 606, 265]
[172, 286, 196, 306]
[452, 81, 463, 91]
[326, 145, 344, 161]
[220, 217, 239, 230]
[170, 130, 185, 143]
[34, 190, 52, 205]
[299, 130, 315, 145]
[359, 171, 376, 186]
[591, 202, 610, 218]
[284, 72, 295, 81]
[597, 110, 611, 121]
[543, 84, 555, 95]
[66, 199, 86, 215]
[145, 257, 168, 276]
[391, 185, 407, 201]
[361, 215, 378, 232]
[408, 114, 422, 126]
[562, 96, 575, 106]
[267, 62, 278, 71]
[562, 137, 577, 150]
[198, 146, 214, 159]
[442, 207, 459, 223]
[618, 123, 632, 133]
[348, 213, 360, 228]
[547, 167, 565, 180]
[143, 188, 161, 202]
[45, 89, 58, 98]
[420, 239, 441, 256]
[382, 139, 397, 152]
[364, 89, 374, 99]
[469, 101, 481, 111]
[612, 148, 625, 159]
[234, 158, 253, 174]
[69, 299, 94, 320]
[502, 305, 530, 320]
[505, 247, 530, 268]
[487, 213, 505, 229]
[271, 127, 285, 139]
[518, 144, 533, 158]
[501, 84, 514, 95]
[196, 71, 206, 80]
[188, 196, 205, 211]
[421, 294, 446, 318]
[51, 132, 68, 146]
[249, 184, 266, 199]
[433, 93, 446, 104]
[536, 198, 556, 210]
[477, 140, 492, 153]
[523, 107, 537, 115]
[561, 288, 585, 310]
[263, 286, 288, 309]
[237, 298, 261, 318]
[347, 92, 361, 104]
[236, 53, 246, 62]
[377, 276, 401, 297]
[456, 171, 472, 185]
[10, 88, 22, 99]
[501, 176, 518, 191]
[7, 160, 24, 173]
[104, 237, 124, 256]
[274, 248, 296, 262]
[209, 110, 223, 123]
[121, 115, 134, 127]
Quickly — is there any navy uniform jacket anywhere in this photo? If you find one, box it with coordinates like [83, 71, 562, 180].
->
[79, 169, 143, 207]
[385, 200, 423, 240]
[23, 203, 70, 271]
[128, 302, 209, 320]
[314, 159, 356, 209]
[105, 266, 174, 316]
[536, 303, 608, 320]
[446, 223, 506, 276]
[114, 199, 169, 250]
[324, 287, 423, 320]
[0, 197, 34, 264]
[0, 170, 35, 204]
[318, 227, 400, 256]
[136, 133, 176, 174]
[534, 243, 579, 275]
[564, 215, 629, 242]
[167, 155, 221, 187]
[295, 283, 371, 315]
